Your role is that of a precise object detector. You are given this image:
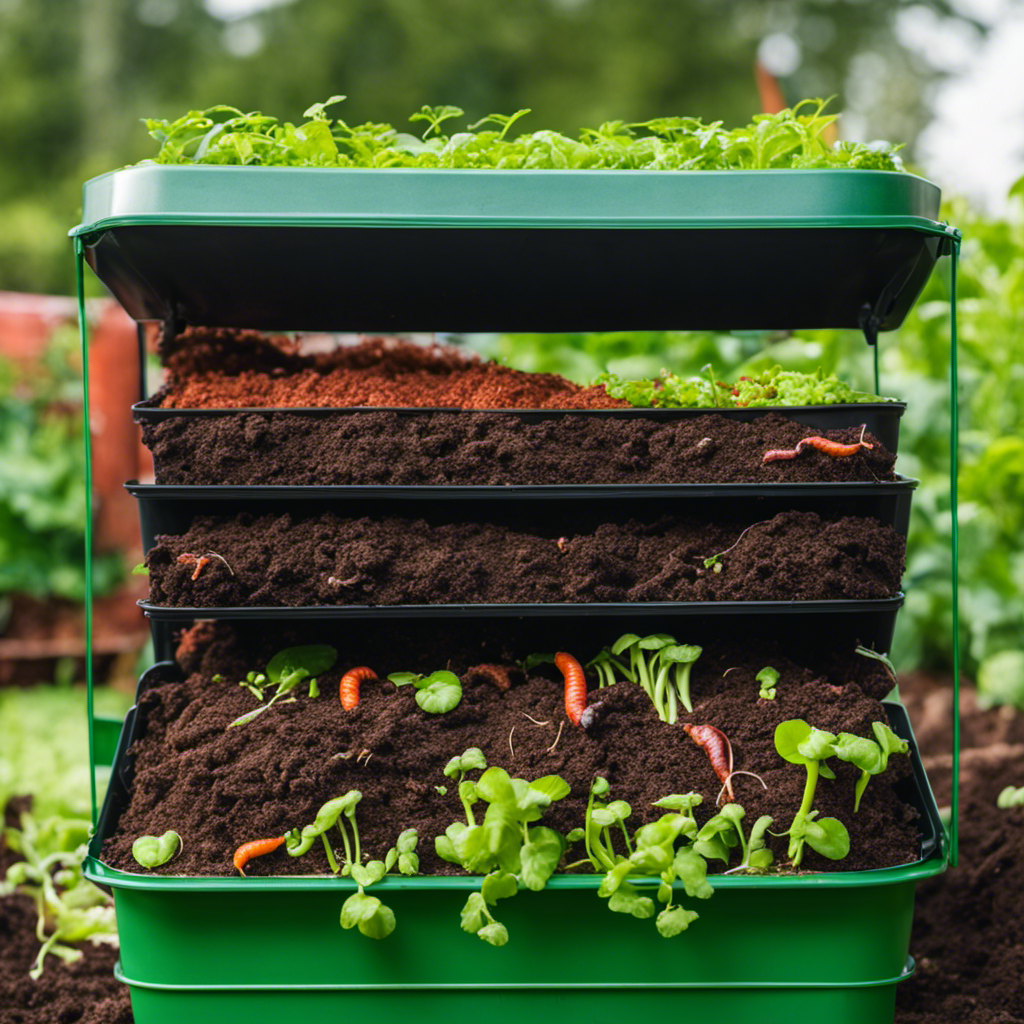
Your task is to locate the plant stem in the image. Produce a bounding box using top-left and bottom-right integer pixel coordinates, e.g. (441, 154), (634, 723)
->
(618, 820), (634, 856)
(346, 808), (362, 867)
(337, 817), (353, 873)
(321, 832), (339, 874)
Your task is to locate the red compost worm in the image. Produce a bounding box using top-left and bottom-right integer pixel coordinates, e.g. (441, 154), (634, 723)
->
(683, 723), (735, 801)
(339, 666), (377, 710)
(233, 836), (285, 875)
(555, 652), (588, 727)
(762, 424), (873, 464)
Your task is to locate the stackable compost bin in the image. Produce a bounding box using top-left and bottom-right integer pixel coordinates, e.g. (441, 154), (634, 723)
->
(72, 165), (962, 1024)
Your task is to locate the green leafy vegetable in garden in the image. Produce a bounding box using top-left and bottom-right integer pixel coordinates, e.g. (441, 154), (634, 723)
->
(773, 719), (850, 867)
(388, 669), (463, 713)
(139, 97), (903, 172)
(131, 830), (182, 868)
(594, 365), (889, 409)
(435, 762), (570, 945)
(1, 811), (117, 978)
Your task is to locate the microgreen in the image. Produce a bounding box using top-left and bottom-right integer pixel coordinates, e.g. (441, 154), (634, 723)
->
(588, 634), (701, 721)
(229, 644), (336, 726)
(579, 781), (716, 937)
(719, 805), (775, 874)
(131, 830), (182, 869)
(853, 644), (899, 686)
(435, 762), (570, 945)
(832, 722), (910, 811)
(756, 666), (779, 700)
(773, 720), (849, 867)
(387, 669), (463, 713)
(139, 97), (903, 173)
(997, 785), (1024, 809)
(284, 791), (398, 939)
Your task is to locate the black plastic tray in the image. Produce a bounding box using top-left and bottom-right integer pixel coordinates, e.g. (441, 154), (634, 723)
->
(134, 402), (908, 455)
(89, 660), (942, 869)
(127, 478), (918, 559)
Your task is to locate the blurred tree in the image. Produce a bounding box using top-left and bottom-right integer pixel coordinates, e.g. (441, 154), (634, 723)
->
(0, 0), (985, 294)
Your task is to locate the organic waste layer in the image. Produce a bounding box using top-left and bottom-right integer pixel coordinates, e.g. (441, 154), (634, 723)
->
(153, 330), (627, 409)
(101, 624), (920, 877)
(142, 410), (896, 486)
(145, 510), (906, 606)
(895, 675), (1024, 1024)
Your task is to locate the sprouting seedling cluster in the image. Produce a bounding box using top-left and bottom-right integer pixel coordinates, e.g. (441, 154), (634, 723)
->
(588, 633), (702, 720)
(832, 722), (909, 812)
(229, 644), (336, 727)
(434, 748), (570, 946)
(773, 720), (850, 867)
(2, 813), (117, 979)
(756, 666), (779, 700)
(572, 780), (718, 937)
(388, 668), (464, 713)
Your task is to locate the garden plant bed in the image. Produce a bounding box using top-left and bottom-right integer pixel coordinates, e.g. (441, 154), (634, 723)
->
(140, 409), (897, 486)
(144, 510), (906, 607)
(101, 621), (921, 878)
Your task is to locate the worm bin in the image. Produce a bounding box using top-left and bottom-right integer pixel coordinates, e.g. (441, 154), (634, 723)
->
(72, 165), (962, 1024)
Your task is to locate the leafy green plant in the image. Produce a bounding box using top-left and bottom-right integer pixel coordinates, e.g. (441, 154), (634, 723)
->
(594, 364), (888, 410)
(139, 97), (902, 173)
(588, 633), (701, 721)
(131, 830), (182, 868)
(285, 791), (398, 939)
(575, 780), (716, 937)
(229, 644), (336, 726)
(996, 785), (1024, 809)
(388, 669), (463, 713)
(773, 720), (850, 867)
(832, 722), (909, 811)
(719, 805), (775, 874)
(435, 762), (570, 945)
(1, 812), (117, 978)
(756, 666), (779, 700)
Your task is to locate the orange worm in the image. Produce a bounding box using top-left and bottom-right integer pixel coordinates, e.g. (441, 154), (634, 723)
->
(763, 424), (873, 464)
(233, 836), (285, 875)
(555, 651), (588, 727)
(339, 666), (377, 710)
(683, 723), (735, 801)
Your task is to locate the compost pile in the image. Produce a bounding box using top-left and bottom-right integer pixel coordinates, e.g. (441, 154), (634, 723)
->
(895, 676), (1024, 1024)
(141, 410), (896, 486)
(144, 510), (906, 607)
(152, 329), (626, 409)
(101, 621), (919, 877)
(0, 801), (132, 1024)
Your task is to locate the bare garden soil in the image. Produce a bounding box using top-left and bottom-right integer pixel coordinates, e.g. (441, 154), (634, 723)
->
(141, 409), (896, 486)
(101, 620), (919, 877)
(145, 509), (905, 607)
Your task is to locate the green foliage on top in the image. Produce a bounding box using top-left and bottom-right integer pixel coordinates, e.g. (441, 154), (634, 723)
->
(595, 364), (888, 408)
(138, 97), (902, 172)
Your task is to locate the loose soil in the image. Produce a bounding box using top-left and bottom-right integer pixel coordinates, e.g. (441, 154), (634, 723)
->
(101, 621), (920, 877)
(152, 331), (628, 410)
(145, 510), (906, 607)
(0, 802), (131, 1024)
(895, 674), (1024, 1024)
(141, 410), (896, 486)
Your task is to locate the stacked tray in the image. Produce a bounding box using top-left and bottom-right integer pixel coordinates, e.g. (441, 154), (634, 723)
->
(73, 164), (959, 1024)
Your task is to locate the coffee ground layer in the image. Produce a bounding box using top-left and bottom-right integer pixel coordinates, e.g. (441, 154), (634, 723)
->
(141, 410), (896, 486)
(146, 510), (906, 607)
